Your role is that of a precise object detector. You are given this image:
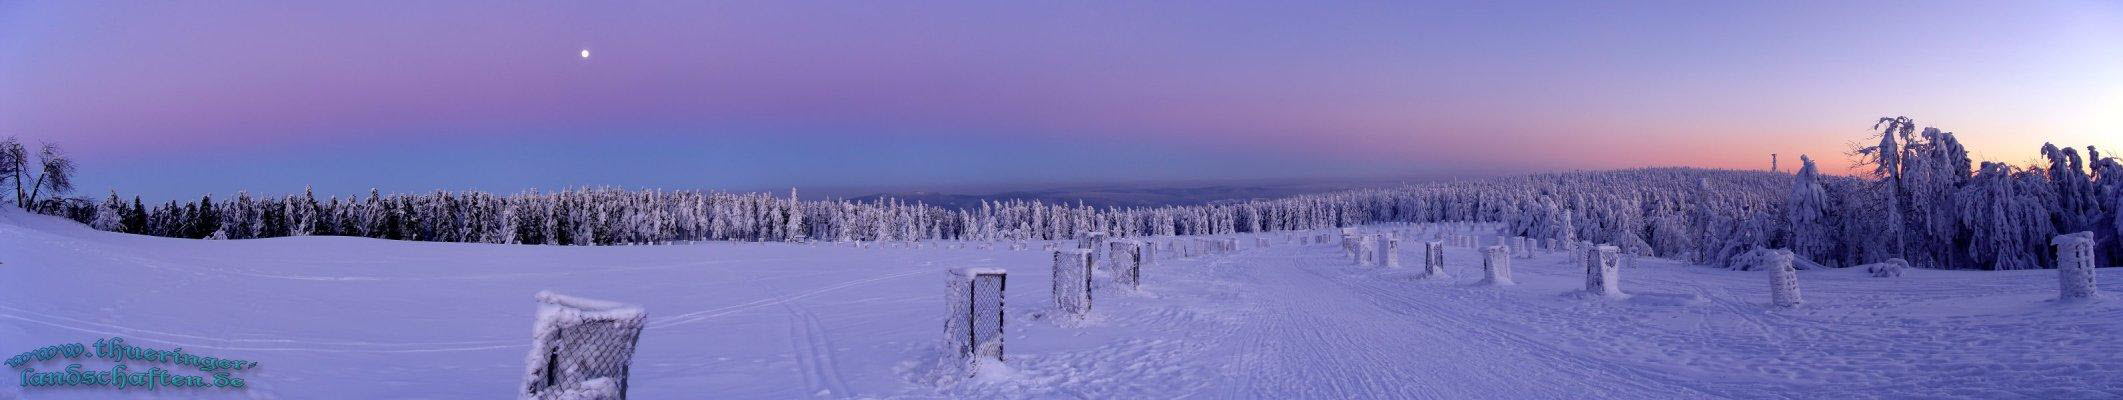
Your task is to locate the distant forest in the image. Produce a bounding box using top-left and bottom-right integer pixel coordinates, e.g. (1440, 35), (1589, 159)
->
(9, 117), (2120, 270)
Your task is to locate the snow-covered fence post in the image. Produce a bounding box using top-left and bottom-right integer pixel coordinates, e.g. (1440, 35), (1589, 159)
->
(1761, 249), (1801, 307)
(1079, 232), (1108, 269)
(1341, 234), (1358, 259)
(1109, 241), (1143, 290)
(1481, 245), (1512, 285)
(2054, 231), (2098, 300)
(1584, 245), (1622, 297)
(945, 268), (1008, 373)
(1357, 235), (1379, 266)
(1382, 237), (1401, 268)
(523, 291), (647, 400)
(1052, 249), (1094, 317)
(1513, 236), (1533, 259)
(1140, 241), (1157, 266)
(1423, 240), (1449, 279)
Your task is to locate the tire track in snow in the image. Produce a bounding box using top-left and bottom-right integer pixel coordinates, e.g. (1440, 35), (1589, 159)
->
(745, 273), (856, 398)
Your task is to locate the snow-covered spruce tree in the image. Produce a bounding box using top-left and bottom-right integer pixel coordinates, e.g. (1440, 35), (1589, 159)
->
(91, 191), (123, 231)
(2092, 148), (2123, 263)
(1957, 162), (2054, 270)
(1859, 116), (1914, 261)
(2043, 144), (2103, 235)
(1786, 155), (1832, 265)
(0, 137), (21, 208)
(1902, 128), (1972, 268)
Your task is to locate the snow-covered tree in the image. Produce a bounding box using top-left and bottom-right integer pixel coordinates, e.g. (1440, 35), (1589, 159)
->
(1786, 155), (1831, 264)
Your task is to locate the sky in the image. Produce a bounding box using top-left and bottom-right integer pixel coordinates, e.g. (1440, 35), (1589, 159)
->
(2, 1), (2119, 202)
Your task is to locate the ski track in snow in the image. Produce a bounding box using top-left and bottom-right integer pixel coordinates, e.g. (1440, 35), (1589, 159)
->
(5, 213), (2121, 399)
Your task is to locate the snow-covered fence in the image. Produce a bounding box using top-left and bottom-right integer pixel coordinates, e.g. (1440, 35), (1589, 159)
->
(1424, 240), (1449, 279)
(2054, 232), (2097, 300)
(1481, 245), (1512, 285)
(944, 268), (1008, 373)
(523, 291), (646, 400)
(1757, 249), (1801, 307)
(1052, 249), (1094, 316)
(1382, 237), (1401, 268)
(1584, 245), (1622, 297)
(1109, 241), (1143, 290)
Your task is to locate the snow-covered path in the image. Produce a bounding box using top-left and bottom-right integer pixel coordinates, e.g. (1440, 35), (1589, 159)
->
(4, 213), (2121, 399)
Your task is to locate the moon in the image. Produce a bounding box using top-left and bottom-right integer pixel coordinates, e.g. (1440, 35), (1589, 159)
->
(580, 49), (590, 59)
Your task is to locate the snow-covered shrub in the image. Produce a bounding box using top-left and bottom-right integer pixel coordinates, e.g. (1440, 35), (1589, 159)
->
(1382, 237), (1401, 268)
(945, 268), (1008, 374)
(2054, 232), (2097, 300)
(523, 291), (646, 400)
(1867, 258), (1907, 278)
(1760, 249), (1802, 307)
(1051, 249), (1093, 316)
(1584, 245), (1622, 297)
(1481, 245), (1512, 285)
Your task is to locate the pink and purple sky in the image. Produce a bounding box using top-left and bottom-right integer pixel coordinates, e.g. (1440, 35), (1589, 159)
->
(3, 1), (2118, 201)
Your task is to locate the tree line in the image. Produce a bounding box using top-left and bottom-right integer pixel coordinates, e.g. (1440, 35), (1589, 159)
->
(12, 118), (2120, 270)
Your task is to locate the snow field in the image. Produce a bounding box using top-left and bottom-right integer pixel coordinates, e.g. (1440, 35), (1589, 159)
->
(3, 213), (2121, 399)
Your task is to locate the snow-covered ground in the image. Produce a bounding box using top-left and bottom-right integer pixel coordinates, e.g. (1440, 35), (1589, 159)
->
(3, 210), (2120, 399)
